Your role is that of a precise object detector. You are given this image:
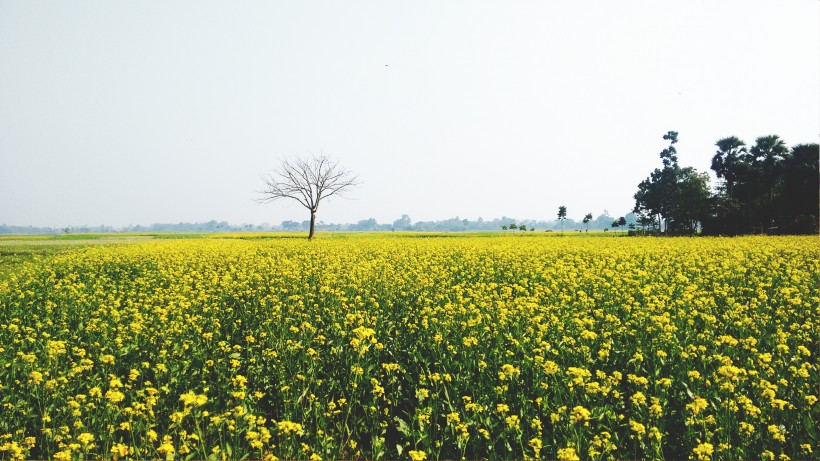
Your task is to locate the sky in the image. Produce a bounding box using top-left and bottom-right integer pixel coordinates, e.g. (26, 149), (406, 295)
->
(1, 1), (818, 228)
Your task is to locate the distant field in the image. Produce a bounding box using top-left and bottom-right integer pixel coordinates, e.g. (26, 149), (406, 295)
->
(0, 235), (150, 278)
(0, 234), (817, 460)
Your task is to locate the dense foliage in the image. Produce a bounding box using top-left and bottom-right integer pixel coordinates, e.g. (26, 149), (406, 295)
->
(633, 132), (818, 235)
(707, 137), (819, 235)
(0, 235), (817, 460)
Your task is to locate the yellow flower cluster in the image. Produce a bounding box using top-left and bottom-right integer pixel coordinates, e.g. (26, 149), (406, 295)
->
(0, 234), (816, 460)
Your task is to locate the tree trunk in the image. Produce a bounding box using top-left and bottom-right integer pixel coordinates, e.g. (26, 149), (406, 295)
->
(308, 210), (316, 240)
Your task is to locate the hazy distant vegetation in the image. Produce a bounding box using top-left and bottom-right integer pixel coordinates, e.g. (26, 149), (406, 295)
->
(0, 213), (631, 236)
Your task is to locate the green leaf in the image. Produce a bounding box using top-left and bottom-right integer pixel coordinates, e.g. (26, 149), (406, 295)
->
(296, 385), (310, 404)
(393, 416), (411, 436)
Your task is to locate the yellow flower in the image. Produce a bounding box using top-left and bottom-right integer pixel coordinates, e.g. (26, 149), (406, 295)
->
(693, 442), (714, 461)
(75, 432), (93, 446)
(277, 420), (303, 435)
(571, 406), (591, 424)
(232, 374), (248, 388)
(529, 437), (542, 457)
(531, 417), (542, 432)
(505, 414), (521, 430)
(768, 424), (786, 443)
(557, 446), (580, 461)
(105, 389), (125, 404)
(157, 435), (175, 457)
(180, 391), (208, 407)
(408, 449), (427, 460)
(111, 443), (131, 459)
(28, 371), (44, 385)
(498, 363), (520, 380)
(686, 396), (708, 416)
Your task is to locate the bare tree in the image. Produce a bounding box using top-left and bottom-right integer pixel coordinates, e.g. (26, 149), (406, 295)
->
(258, 154), (359, 240)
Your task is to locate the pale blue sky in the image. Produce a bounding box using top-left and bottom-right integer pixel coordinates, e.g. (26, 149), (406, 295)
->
(1, 1), (818, 227)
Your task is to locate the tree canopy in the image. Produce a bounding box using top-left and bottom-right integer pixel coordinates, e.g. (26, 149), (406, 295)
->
(634, 132), (818, 235)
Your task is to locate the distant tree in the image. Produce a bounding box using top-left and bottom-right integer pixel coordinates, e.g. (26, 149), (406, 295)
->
(749, 135), (789, 231)
(582, 213), (593, 232)
(593, 212), (615, 231)
(557, 206), (567, 235)
(393, 214), (412, 231)
(618, 216), (626, 228)
(777, 143), (819, 233)
(634, 132), (679, 231)
(281, 220), (300, 230)
(708, 138), (749, 234)
(705, 134), (818, 235)
(501, 225), (508, 231)
(660, 131), (679, 166)
(259, 154), (359, 240)
(672, 168), (711, 233)
(509, 223), (518, 230)
(634, 132), (710, 234)
(353, 218), (378, 231)
(711, 136), (747, 200)
(637, 214), (656, 232)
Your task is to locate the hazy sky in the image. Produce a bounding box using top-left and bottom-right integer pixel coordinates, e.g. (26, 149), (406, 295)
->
(1, 1), (818, 228)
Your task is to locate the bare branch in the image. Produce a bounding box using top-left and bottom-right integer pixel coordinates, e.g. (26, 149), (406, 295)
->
(257, 153), (360, 239)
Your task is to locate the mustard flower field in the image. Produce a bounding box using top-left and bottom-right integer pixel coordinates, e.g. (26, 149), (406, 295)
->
(0, 235), (817, 460)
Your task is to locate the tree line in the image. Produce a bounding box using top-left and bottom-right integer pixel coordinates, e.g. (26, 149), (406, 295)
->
(1, 214), (633, 235)
(633, 132), (818, 235)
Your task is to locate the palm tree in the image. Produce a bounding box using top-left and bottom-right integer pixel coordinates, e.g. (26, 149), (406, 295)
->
(750, 135), (788, 171)
(711, 136), (746, 199)
(749, 135), (789, 231)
